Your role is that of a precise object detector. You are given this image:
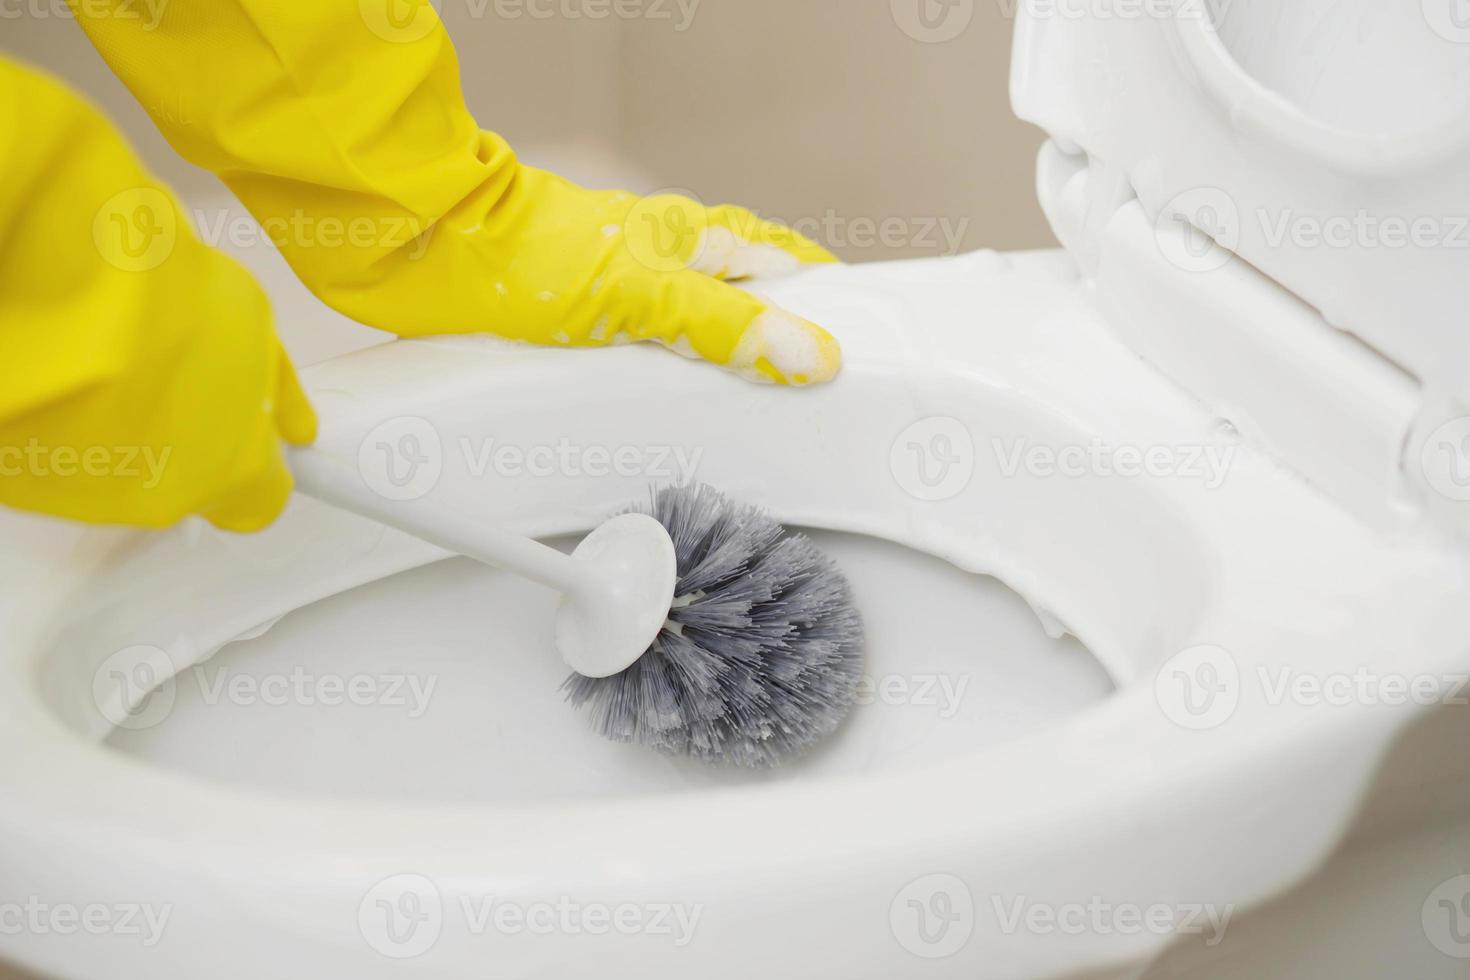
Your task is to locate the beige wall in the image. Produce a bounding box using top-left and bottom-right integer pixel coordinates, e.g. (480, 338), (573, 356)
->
(618, 0), (1053, 257)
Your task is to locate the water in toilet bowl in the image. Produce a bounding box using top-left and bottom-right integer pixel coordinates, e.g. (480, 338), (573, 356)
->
(104, 531), (1115, 804)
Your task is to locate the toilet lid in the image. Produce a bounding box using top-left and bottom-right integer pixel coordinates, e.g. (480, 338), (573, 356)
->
(1011, 0), (1470, 406)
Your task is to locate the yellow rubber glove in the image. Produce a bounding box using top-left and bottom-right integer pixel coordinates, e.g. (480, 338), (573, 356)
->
(0, 57), (316, 531)
(72, 1), (843, 385)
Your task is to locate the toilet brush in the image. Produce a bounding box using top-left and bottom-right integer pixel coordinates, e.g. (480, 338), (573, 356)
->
(288, 449), (864, 767)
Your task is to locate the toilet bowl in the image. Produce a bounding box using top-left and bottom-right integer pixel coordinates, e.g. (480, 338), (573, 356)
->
(4, 3), (1470, 979)
(4, 246), (1470, 978)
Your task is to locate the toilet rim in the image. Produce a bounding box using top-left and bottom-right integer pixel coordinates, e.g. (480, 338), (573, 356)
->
(1, 253), (1465, 972)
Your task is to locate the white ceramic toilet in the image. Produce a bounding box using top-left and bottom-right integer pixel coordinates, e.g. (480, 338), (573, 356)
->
(4, 3), (1470, 978)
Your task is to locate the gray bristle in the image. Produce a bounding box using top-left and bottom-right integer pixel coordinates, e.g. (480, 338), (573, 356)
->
(561, 483), (865, 768)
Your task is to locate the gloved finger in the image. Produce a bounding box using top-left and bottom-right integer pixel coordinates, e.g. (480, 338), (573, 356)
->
(269, 341), (318, 447)
(606, 264), (842, 386)
(696, 204), (838, 279)
(198, 448), (295, 533)
(622, 194), (836, 284)
(199, 344), (312, 532)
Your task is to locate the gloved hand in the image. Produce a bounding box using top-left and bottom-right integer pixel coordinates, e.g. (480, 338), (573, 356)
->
(71, 0), (845, 385)
(401, 157), (844, 385)
(0, 58), (316, 531)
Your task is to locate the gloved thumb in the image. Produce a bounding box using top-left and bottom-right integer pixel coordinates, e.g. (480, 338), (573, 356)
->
(270, 341), (318, 447)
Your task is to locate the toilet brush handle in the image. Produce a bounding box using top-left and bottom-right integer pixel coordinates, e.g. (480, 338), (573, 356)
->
(286, 447), (593, 599)
(285, 446), (678, 679)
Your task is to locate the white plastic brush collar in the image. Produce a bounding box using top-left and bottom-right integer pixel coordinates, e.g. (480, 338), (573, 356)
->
(286, 447), (677, 678)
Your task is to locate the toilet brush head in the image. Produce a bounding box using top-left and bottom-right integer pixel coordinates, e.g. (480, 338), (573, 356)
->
(561, 483), (865, 767)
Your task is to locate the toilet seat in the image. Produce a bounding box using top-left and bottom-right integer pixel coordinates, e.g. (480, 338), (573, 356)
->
(4, 250), (1469, 979)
